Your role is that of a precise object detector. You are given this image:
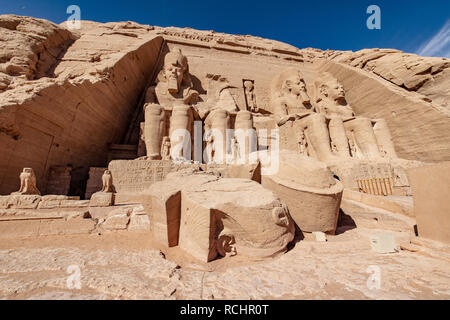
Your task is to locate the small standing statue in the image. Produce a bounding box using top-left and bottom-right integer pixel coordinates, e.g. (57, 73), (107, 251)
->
(348, 135), (363, 159)
(101, 170), (114, 193)
(243, 80), (258, 113)
(12, 168), (40, 195)
(297, 131), (307, 156)
(205, 132), (215, 164)
(161, 136), (171, 161)
(331, 141), (338, 154)
(232, 136), (240, 163)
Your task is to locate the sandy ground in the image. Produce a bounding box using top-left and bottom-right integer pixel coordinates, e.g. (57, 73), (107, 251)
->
(0, 200), (449, 300)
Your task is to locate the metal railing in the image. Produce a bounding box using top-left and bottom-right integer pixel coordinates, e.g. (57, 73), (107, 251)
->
(356, 177), (392, 196)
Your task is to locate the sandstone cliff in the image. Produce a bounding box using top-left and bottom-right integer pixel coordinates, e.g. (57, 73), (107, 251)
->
(0, 14), (449, 195)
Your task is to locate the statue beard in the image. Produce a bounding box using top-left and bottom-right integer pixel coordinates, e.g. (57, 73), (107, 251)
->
(167, 76), (180, 94)
(299, 91), (310, 105)
(334, 94), (346, 105)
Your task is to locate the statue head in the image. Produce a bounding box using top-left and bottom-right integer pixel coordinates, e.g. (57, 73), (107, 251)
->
(282, 75), (307, 96)
(318, 76), (346, 103)
(271, 205), (291, 228)
(244, 80), (254, 91)
(163, 47), (188, 94)
(162, 136), (170, 145)
(271, 69), (311, 105)
(104, 170), (111, 175)
(23, 168), (33, 173)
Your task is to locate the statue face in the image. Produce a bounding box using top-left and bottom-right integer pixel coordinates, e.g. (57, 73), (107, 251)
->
(164, 50), (187, 94)
(272, 206), (290, 227)
(283, 76), (307, 96)
(327, 79), (345, 101)
(244, 80), (254, 91)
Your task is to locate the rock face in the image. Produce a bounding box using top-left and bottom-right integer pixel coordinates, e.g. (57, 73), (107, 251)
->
(321, 49), (449, 111)
(140, 171), (295, 262)
(0, 16), (163, 195)
(1, 15), (449, 196)
(0, 15), (75, 82)
(0, 14), (449, 264)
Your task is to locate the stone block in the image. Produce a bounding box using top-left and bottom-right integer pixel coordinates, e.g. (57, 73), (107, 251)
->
(312, 231), (327, 242)
(0, 220), (40, 238)
(370, 234), (398, 253)
(89, 192), (115, 207)
(0, 196), (10, 209)
(408, 162), (450, 244)
(140, 182), (182, 246)
(128, 214), (150, 231)
(141, 171), (294, 262)
(261, 151), (343, 234)
(7, 195), (41, 209)
(100, 212), (130, 230)
(38, 218), (97, 236)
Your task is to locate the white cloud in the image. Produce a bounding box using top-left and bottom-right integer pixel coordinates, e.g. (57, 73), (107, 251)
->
(417, 19), (450, 58)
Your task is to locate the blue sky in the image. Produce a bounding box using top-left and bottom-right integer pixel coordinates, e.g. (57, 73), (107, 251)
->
(1, 0), (449, 57)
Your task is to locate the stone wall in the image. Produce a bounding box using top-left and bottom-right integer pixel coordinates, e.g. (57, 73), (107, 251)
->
(408, 162), (450, 244)
(85, 167), (106, 199)
(0, 19), (164, 194)
(46, 166), (72, 195)
(108, 159), (200, 198)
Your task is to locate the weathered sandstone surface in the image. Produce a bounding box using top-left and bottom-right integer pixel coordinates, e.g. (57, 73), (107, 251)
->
(0, 14), (449, 300)
(1, 15), (449, 195)
(141, 170), (295, 262)
(0, 200), (449, 300)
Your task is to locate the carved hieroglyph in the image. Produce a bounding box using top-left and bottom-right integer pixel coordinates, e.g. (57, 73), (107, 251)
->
(11, 168), (40, 195)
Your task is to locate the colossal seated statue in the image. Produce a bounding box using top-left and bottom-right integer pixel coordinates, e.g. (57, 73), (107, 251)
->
(312, 73), (355, 120)
(271, 69), (314, 126)
(143, 48), (198, 160)
(271, 68), (397, 163)
(271, 69), (341, 162)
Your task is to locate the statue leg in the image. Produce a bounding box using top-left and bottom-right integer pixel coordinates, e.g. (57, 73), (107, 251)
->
(344, 117), (382, 160)
(299, 113), (336, 161)
(373, 119), (397, 158)
(144, 104), (165, 160)
(329, 117), (350, 157)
